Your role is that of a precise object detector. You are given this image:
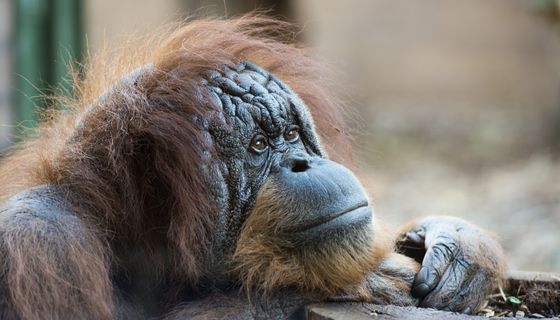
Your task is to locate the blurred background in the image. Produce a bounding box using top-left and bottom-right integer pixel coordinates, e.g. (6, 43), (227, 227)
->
(1, 0), (559, 272)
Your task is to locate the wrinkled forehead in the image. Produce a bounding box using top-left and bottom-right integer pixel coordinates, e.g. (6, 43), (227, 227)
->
(204, 61), (300, 135)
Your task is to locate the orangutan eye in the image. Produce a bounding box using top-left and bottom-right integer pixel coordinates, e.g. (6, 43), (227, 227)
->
(250, 135), (268, 153)
(284, 126), (300, 143)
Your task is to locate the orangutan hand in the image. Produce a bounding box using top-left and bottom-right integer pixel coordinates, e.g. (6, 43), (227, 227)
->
(396, 216), (506, 314)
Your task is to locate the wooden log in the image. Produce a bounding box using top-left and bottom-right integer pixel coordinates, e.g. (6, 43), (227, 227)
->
(306, 303), (521, 320)
(306, 271), (560, 320)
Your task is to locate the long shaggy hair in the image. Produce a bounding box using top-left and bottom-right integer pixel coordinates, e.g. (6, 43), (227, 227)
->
(0, 15), (355, 316)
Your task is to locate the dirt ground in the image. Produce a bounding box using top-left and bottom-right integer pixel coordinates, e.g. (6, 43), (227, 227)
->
(359, 148), (560, 273)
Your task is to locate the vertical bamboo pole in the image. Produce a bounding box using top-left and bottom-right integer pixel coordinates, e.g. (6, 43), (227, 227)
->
(14, 0), (83, 132)
(14, 0), (52, 128)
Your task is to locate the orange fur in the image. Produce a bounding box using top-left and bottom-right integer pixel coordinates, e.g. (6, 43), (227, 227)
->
(0, 15), (354, 319)
(233, 181), (391, 297)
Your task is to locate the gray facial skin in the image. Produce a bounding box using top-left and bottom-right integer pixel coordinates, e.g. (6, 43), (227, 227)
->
(199, 62), (372, 278)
